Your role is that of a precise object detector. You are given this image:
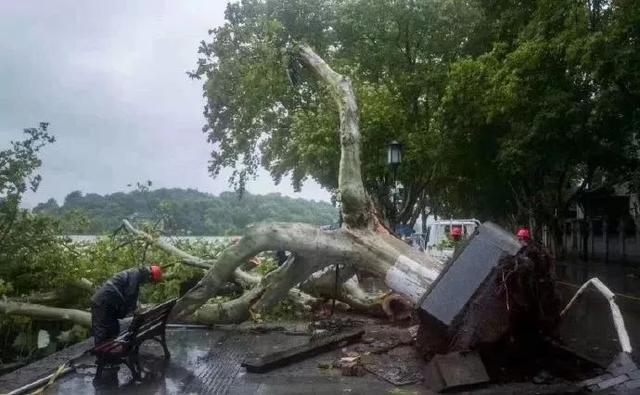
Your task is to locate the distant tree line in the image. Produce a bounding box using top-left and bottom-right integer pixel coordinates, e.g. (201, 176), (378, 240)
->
(33, 188), (338, 235)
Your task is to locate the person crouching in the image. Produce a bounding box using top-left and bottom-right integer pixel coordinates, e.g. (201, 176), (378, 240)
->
(91, 265), (163, 346)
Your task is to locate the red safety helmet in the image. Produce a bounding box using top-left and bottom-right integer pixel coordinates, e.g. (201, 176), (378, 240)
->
(516, 228), (531, 241)
(450, 227), (462, 237)
(150, 265), (163, 282)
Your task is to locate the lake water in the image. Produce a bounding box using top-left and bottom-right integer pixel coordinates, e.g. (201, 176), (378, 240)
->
(66, 235), (234, 243)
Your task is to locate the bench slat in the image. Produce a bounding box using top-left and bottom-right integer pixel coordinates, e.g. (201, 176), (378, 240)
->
(91, 298), (176, 356)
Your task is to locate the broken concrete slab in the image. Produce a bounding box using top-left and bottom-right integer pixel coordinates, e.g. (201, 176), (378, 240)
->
(417, 222), (561, 360)
(422, 351), (489, 392)
(577, 352), (639, 391)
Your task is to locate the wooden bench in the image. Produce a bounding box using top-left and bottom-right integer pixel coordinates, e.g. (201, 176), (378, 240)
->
(90, 298), (177, 380)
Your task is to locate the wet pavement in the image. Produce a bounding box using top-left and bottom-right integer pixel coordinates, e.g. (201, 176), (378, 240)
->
(557, 260), (640, 298)
(2, 260), (640, 394)
(17, 324), (593, 395)
(35, 327), (428, 395)
(555, 261), (640, 365)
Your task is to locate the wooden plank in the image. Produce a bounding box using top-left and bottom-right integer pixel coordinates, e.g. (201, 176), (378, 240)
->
(241, 329), (365, 373)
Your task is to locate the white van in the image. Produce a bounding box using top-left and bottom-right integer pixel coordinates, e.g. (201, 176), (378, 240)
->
(413, 219), (480, 262)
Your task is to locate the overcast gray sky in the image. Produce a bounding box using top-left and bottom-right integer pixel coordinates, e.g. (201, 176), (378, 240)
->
(0, 0), (330, 207)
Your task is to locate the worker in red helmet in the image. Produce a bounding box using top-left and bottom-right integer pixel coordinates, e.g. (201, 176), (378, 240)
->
(517, 228), (531, 244)
(450, 226), (463, 242)
(90, 265), (163, 346)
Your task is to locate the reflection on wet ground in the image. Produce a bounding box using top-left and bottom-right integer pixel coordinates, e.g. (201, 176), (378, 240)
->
(3, 260), (640, 394)
(555, 261), (640, 365)
(47, 329), (415, 395)
(557, 260), (640, 298)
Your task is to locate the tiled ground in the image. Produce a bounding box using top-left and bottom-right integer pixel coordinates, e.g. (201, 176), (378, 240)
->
(33, 328), (427, 395)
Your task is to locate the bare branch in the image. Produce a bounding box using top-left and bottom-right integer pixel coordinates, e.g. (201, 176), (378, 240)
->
(122, 219), (212, 269)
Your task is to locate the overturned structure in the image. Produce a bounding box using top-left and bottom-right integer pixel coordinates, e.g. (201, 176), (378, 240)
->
(417, 222), (559, 357)
(415, 222), (636, 392)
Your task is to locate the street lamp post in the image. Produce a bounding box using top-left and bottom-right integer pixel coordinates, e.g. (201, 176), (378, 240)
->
(387, 141), (403, 233)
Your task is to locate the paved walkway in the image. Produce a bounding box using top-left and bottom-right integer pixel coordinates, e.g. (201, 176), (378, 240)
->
(3, 260), (640, 394)
(7, 327), (428, 395)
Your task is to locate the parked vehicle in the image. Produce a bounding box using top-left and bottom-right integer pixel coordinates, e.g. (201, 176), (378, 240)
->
(413, 219), (481, 262)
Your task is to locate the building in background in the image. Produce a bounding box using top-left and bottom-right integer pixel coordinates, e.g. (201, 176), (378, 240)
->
(560, 184), (639, 263)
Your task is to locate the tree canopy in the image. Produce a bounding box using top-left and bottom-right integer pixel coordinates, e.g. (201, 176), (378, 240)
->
(194, 0), (639, 240)
(432, 0), (640, 235)
(191, 0), (483, 226)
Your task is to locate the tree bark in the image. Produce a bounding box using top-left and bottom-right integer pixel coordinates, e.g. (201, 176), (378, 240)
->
(170, 44), (443, 322)
(0, 301), (91, 327)
(0, 45), (443, 328)
(11, 279), (94, 307)
(172, 223), (441, 321)
(297, 44), (372, 230)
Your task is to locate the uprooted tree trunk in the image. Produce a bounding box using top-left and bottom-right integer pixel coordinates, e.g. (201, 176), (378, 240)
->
(0, 44), (442, 327)
(169, 44), (443, 324)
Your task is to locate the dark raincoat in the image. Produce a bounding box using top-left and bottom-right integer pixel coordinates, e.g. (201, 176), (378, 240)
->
(90, 267), (151, 345)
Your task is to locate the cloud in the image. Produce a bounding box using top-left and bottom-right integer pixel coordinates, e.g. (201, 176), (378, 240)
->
(0, 0), (332, 207)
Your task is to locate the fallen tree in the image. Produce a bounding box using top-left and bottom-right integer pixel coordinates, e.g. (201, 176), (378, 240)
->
(0, 44), (441, 327)
(169, 43), (443, 324)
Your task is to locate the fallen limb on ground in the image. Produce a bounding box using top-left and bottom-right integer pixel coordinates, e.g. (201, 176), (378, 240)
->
(115, 43), (442, 326)
(0, 44), (441, 327)
(0, 301), (91, 327)
(560, 277), (632, 354)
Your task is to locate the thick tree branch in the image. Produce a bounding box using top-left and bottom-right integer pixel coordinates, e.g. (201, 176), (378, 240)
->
(173, 222), (442, 320)
(123, 219), (319, 319)
(12, 279), (94, 307)
(171, 45), (443, 324)
(0, 301), (91, 327)
(296, 44), (372, 229)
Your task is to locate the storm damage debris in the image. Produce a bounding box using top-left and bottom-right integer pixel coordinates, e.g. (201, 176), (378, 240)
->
(414, 222), (610, 392)
(241, 328), (364, 373)
(562, 279), (637, 392)
(336, 355), (366, 376)
(409, 220), (640, 394)
(580, 353), (640, 391)
(417, 222), (560, 358)
(360, 346), (423, 385)
(560, 278), (632, 354)
(332, 323), (422, 385)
